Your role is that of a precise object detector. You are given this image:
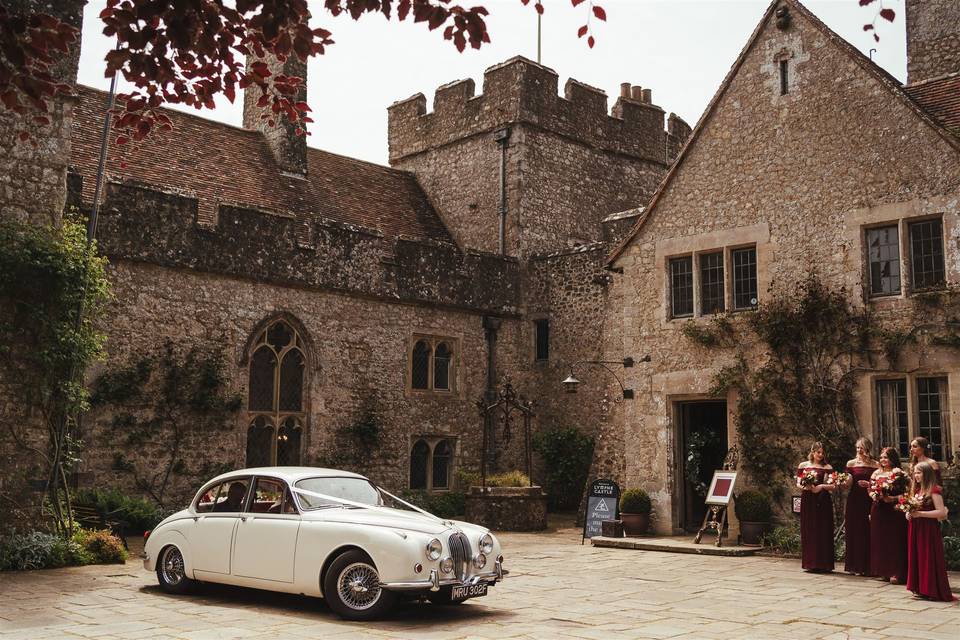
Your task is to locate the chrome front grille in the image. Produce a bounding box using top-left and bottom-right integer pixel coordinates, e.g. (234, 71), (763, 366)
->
(448, 532), (470, 580)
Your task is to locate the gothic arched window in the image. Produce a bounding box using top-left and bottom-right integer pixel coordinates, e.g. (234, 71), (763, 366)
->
(408, 335), (457, 394)
(410, 439), (430, 489)
(409, 437), (456, 491)
(246, 318), (307, 467)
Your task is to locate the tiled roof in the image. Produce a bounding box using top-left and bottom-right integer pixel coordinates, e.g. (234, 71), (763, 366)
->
(69, 85), (453, 243)
(905, 73), (960, 134)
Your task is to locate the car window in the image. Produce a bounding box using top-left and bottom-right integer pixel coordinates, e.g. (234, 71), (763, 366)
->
(250, 477), (287, 513)
(196, 479), (249, 513)
(294, 477), (382, 510)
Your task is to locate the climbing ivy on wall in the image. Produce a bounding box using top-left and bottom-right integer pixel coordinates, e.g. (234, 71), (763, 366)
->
(0, 217), (111, 534)
(90, 340), (242, 508)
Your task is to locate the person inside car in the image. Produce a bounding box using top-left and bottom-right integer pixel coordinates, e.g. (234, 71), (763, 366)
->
(214, 482), (247, 512)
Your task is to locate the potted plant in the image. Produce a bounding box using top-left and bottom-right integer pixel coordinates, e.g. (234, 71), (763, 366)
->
(619, 488), (652, 536)
(735, 490), (772, 546)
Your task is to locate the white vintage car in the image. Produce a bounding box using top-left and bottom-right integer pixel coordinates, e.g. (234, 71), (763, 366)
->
(142, 467), (505, 620)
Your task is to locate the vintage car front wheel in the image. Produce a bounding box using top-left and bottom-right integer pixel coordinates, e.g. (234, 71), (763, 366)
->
(156, 545), (194, 594)
(323, 549), (396, 620)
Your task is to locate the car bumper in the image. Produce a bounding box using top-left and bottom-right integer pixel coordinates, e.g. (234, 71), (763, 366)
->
(380, 559), (507, 592)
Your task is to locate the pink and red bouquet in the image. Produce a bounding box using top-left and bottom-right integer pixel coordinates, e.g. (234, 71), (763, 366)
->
(797, 469), (819, 488)
(895, 494), (923, 515)
(828, 471), (850, 487)
(869, 468), (909, 501)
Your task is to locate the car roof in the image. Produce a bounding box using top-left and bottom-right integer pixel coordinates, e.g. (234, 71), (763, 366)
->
(207, 466), (368, 485)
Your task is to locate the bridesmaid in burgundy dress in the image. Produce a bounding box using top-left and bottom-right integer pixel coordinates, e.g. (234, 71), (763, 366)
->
(909, 437), (942, 486)
(844, 437), (878, 575)
(869, 447), (907, 584)
(798, 442), (836, 572)
(905, 461), (955, 601)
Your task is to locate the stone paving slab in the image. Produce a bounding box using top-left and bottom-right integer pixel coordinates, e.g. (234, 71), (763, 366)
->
(0, 526), (956, 639)
(591, 535), (759, 556)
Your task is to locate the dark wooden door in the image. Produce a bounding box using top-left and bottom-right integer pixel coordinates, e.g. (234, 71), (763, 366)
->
(678, 401), (728, 531)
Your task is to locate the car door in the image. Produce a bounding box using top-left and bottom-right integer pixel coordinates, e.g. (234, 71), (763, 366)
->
(231, 476), (301, 583)
(189, 478), (251, 575)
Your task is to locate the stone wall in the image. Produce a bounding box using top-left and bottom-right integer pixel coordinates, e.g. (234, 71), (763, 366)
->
(906, 0), (960, 85)
(609, 0), (960, 533)
(388, 57), (688, 257)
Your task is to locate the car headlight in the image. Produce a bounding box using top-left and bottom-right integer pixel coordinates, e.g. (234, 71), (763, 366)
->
(474, 553), (487, 569)
(426, 538), (442, 561)
(479, 533), (494, 554)
(440, 557), (454, 574)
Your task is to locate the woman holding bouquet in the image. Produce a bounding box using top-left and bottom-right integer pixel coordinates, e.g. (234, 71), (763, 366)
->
(905, 461), (954, 601)
(843, 437), (878, 576)
(798, 442), (836, 572)
(869, 447), (908, 584)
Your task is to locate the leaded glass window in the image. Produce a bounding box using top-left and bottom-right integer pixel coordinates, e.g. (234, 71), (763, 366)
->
(909, 219), (945, 291)
(876, 379), (908, 458)
(700, 251), (725, 315)
(433, 342), (451, 391)
(432, 440), (452, 489)
(412, 341), (430, 390)
(534, 319), (549, 361)
(732, 247), (758, 310)
(917, 377), (948, 461)
(246, 318), (308, 467)
(409, 437), (456, 491)
(669, 256), (693, 318)
(410, 439), (429, 489)
(409, 336), (457, 393)
(867, 226), (901, 296)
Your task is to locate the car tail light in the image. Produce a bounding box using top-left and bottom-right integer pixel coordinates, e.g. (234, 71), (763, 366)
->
(144, 530), (151, 542)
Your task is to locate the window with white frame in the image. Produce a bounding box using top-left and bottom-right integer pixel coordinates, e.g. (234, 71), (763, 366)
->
(864, 216), (945, 298)
(667, 245), (758, 319)
(409, 437), (455, 491)
(875, 375), (950, 462)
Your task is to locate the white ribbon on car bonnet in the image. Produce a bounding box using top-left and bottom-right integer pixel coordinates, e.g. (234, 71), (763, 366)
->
(290, 485), (446, 524)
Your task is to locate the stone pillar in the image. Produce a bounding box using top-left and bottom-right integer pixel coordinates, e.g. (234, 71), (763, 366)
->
(242, 52), (308, 177)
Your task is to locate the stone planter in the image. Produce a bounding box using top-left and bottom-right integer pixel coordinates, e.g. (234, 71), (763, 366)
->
(465, 486), (547, 531)
(740, 521), (768, 546)
(620, 512), (650, 536)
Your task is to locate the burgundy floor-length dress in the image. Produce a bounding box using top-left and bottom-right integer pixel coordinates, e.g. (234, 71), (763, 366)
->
(869, 474), (907, 582)
(800, 466), (835, 572)
(906, 486), (956, 601)
(844, 465), (874, 575)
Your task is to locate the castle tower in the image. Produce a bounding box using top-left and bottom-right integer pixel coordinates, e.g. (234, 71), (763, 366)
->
(242, 51), (308, 177)
(905, 0), (960, 85)
(388, 57), (690, 257)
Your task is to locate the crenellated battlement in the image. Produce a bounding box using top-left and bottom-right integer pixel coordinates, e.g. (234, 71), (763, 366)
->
(388, 56), (690, 166)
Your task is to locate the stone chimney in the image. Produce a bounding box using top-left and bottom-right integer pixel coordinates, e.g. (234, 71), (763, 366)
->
(242, 52), (308, 177)
(905, 0), (960, 85)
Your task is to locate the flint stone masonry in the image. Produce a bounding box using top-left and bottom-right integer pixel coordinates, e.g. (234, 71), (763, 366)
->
(464, 486), (548, 531)
(906, 0), (960, 85)
(608, 0), (960, 534)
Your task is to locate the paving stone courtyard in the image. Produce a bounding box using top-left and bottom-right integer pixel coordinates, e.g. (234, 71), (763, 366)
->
(0, 523), (956, 640)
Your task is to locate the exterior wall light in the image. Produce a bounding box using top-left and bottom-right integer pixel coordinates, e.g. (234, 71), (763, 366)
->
(561, 356), (650, 400)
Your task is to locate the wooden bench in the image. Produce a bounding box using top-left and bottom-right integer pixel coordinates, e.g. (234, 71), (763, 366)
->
(72, 505), (129, 549)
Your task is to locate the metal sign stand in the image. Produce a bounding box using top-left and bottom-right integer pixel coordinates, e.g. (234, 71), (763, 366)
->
(582, 479), (620, 544)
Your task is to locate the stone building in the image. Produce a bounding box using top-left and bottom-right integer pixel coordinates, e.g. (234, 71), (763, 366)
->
(0, 0), (689, 509)
(606, 0), (960, 533)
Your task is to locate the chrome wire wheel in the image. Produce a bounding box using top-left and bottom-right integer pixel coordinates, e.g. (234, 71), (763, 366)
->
(336, 562), (382, 611)
(160, 546), (185, 586)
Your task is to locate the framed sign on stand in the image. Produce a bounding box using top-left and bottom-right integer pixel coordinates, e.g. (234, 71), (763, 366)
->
(693, 470), (737, 547)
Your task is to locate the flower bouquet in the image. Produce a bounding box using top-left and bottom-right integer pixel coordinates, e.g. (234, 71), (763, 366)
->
(797, 469), (819, 488)
(828, 471), (851, 487)
(895, 494), (923, 515)
(869, 468), (909, 501)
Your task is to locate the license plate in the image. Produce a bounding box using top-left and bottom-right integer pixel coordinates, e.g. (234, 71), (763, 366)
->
(451, 583), (488, 601)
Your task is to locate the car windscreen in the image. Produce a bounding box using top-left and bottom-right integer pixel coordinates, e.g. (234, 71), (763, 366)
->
(294, 477), (383, 509)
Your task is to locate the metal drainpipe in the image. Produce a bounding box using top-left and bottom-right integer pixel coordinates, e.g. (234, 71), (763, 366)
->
(482, 316), (502, 467)
(493, 128), (511, 255)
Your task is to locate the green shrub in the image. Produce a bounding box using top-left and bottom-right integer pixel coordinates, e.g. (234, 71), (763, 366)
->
(0, 531), (90, 570)
(72, 488), (163, 535)
(619, 489), (651, 514)
(735, 490), (772, 523)
(533, 426), (594, 511)
(455, 468), (481, 489)
(944, 536), (960, 572)
(399, 490), (466, 519)
(486, 470), (530, 487)
(73, 529), (127, 564)
(762, 521), (801, 556)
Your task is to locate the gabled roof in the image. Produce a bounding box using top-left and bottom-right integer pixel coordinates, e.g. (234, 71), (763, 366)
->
(605, 0), (960, 267)
(70, 85), (454, 244)
(906, 73), (960, 133)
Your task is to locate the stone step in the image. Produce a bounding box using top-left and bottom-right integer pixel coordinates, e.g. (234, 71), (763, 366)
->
(590, 535), (760, 557)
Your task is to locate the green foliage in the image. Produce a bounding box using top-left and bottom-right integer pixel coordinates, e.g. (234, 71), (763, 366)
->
(0, 531), (90, 570)
(620, 488), (651, 514)
(700, 277), (868, 486)
(90, 341), (242, 508)
(684, 430), (719, 497)
(943, 536), (960, 572)
(72, 488), (163, 535)
(453, 469), (531, 489)
(313, 403), (385, 472)
(761, 520), (801, 556)
(399, 490), (465, 519)
(735, 490), (772, 523)
(455, 468), (481, 489)
(533, 425), (594, 510)
(0, 217), (111, 534)
(879, 329), (916, 370)
(681, 315), (736, 348)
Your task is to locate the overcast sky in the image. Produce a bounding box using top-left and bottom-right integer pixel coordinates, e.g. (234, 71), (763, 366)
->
(76, 0), (907, 166)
